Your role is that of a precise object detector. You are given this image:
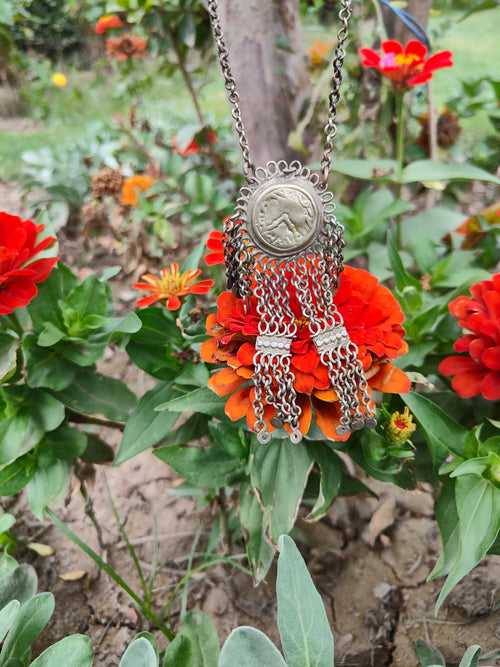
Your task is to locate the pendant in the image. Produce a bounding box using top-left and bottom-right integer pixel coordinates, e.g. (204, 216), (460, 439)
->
(224, 161), (376, 444)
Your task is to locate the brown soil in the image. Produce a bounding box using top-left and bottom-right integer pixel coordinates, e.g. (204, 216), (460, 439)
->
(1, 175), (500, 665)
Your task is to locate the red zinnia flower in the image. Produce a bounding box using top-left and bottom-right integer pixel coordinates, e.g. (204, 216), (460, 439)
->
(173, 130), (217, 157)
(359, 39), (453, 89)
(205, 230), (225, 266)
(0, 212), (58, 316)
(133, 263), (214, 311)
(201, 266), (410, 441)
(439, 274), (500, 401)
(95, 14), (124, 35)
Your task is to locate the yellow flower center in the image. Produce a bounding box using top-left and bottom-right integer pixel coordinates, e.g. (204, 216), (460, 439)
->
(395, 53), (421, 67)
(145, 264), (201, 298)
(51, 72), (68, 88)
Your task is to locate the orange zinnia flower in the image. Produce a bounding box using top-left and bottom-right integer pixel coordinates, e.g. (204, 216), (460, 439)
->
(95, 14), (124, 35)
(133, 263), (214, 311)
(309, 39), (332, 67)
(439, 273), (500, 401)
(106, 33), (147, 61)
(201, 266), (410, 441)
(359, 39), (453, 89)
(121, 174), (155, 207)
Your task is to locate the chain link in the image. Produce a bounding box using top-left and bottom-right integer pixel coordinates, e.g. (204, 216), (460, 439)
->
(206, 0), (255, 176)
(207, 0), (353, 181)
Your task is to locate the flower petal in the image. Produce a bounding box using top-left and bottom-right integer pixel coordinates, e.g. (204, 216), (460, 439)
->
(208, 368), (246, 397)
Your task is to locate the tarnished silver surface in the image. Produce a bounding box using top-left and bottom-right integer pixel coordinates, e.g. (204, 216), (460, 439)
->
(256, 335), (293, 355)
(247, 179), (321, 256)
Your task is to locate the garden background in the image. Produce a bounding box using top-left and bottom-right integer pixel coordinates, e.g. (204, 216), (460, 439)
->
(0, 0), (499, 665)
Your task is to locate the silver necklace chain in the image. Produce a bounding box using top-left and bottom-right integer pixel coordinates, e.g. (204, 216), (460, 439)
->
(206, 0), (353, 181)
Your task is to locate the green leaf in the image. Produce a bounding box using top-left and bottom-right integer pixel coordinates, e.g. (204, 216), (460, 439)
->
(0, 601), (20, 645)
(23, 336), (77, 391)
(64, 277), (110, 323)
(27, 460), (71, 520)
(175, 364), (210, 388)
(0, 564), (37, 609)
(277, 535), (334, 667)
(450, 458), (489, 478)
(306, 444), (343, 521)
(401, 160), (500, 185)
(240, 482), (274, 584)
(0, 514), (15, 534)
(334, 158), (398, 181)
(251, 441), (313, 543)
(460, 0), (498, 20)
(458, 646), (481, 667)
(99, 312), (142, 336)
(52, 368), (137, 422)
(119, 637), (158, 667)
(387, 229), (421, 292)
(162, 635), (192, 667)
(37, 323), (65, 347)
(155, 444), (244, 489)
(414, 639), (445, 666)
(39, 426), (87, 462)
(0, 389), (65, 465)
(0, 456), (35, 496)
(401, 393), (466, 465)
(156, 387), (225, 417)
(219, 628), (287, 667)
(116, 383), (180, 465)
(80, 435), (114, 464)
(126, 308), (183, 380)
(28, 265), (78, 331)
(434, 475), (500, 612)
(29, 635), (93, 667)
(0, 334), (18, 384)
(176, 611), (219, 667)
(0, 592), (55, 665)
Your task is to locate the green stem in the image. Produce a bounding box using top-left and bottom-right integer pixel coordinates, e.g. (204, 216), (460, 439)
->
(395, 91), (407, 250)
(47, 509), (175, 642)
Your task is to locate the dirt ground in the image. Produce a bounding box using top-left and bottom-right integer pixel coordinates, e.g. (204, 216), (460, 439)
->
(2, 177), (500, 666)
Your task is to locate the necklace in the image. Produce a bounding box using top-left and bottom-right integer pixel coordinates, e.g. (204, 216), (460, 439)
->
(207, 0), (377, 444)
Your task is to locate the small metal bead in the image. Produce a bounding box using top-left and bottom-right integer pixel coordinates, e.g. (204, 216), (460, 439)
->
(364, 416), (378, 429)
(290, 429), (303, 445)
(257, 430), (272, 445)
(336, 425), (351, 436)
(350, 418), (364, 431)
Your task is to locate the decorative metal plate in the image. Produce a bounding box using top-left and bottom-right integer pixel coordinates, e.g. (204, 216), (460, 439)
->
(247, 178), (322, 257)
(236, 161), (337, 263)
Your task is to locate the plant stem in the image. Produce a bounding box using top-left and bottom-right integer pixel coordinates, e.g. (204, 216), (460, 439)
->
(166, 25), (205, 126)
(395, 91), (407, 250)
(47, 509), (175, 642)
(67, 411), (125, 432)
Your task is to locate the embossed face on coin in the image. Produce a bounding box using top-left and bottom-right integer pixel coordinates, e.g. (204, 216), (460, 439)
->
(247, 179), (321, 256)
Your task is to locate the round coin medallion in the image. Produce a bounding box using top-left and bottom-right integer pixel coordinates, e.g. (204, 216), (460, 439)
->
(247, 178), (321, 257)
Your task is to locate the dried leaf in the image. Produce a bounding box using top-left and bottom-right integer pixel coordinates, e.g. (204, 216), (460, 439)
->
(59, 570), (87, 582)
(27, 543), (55, 557)
(362, 495), (396, 547)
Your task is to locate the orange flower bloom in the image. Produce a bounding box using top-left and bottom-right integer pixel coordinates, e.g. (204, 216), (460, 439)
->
(106, 33), (147, 61)
(309, 40), (332, 67)
(133, 263), (214, 311)
(439, 274), (500, 401)
(201, 266), (410, 441)
(456, 203), (500, 249)
(173, 129), (217, 157)
(205, 230), (225, 266)
(121, 175), (155, 207)
(360, 39), (453, 89)
(95, 14), (124, 35)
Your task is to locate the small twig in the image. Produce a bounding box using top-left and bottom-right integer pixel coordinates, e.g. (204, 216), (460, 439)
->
(79, 476), (106, 553)
(68, 411), (125, 432)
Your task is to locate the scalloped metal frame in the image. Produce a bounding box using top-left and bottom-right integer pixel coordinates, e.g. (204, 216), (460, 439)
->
(236, 160), (337, 265)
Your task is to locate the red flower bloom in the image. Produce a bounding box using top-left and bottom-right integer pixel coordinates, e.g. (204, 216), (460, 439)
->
(0, 212), (58, 316)
(95, 14), (124, 35)
(359, 39), (453, 89)
(201, 266), (410, 441)
(439, 274), (500, 401)
(133, 263), (214, 311)
(173, 130), (217, 157)
(205, 230), (225, 266)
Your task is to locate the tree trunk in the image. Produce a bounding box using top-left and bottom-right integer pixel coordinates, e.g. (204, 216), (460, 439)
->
(383, 0), (432, 43)
(218, 0), (311, 167)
